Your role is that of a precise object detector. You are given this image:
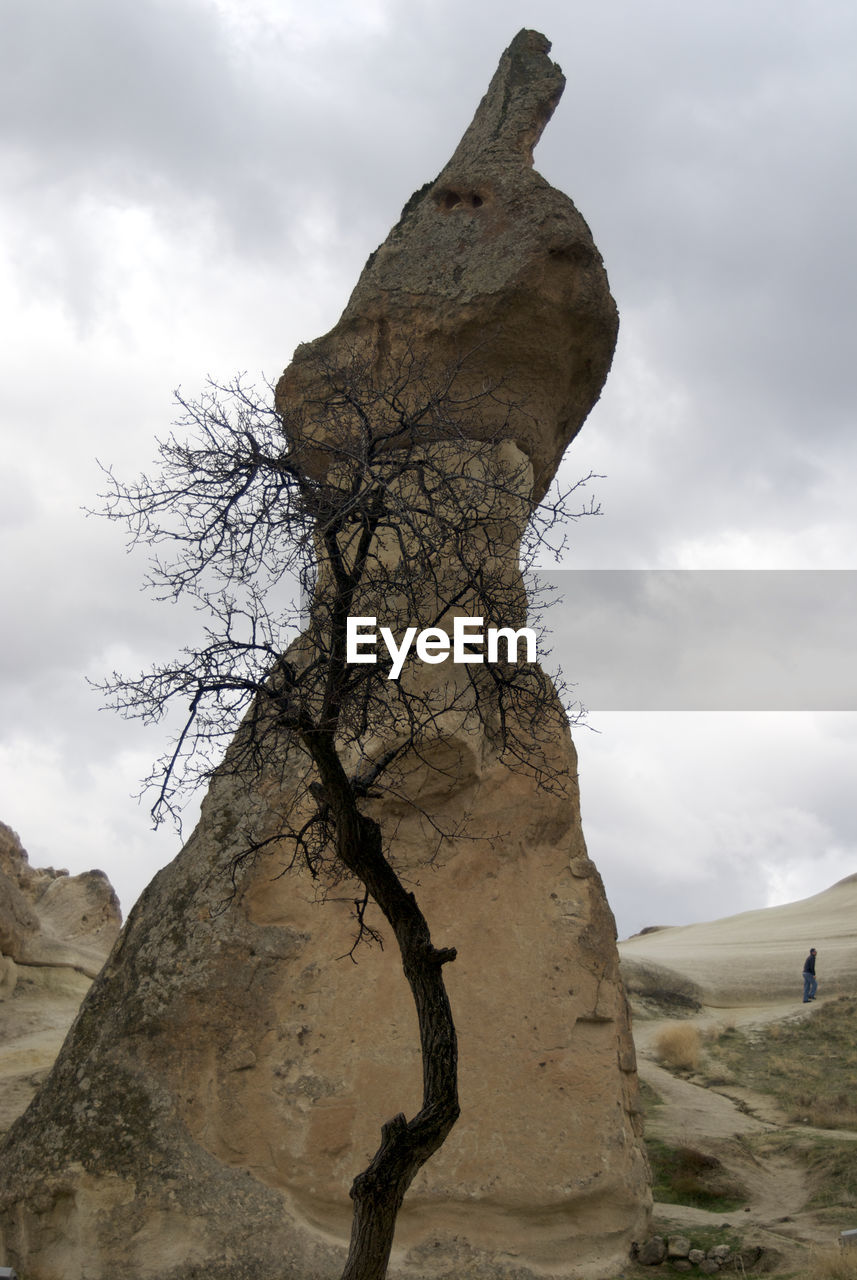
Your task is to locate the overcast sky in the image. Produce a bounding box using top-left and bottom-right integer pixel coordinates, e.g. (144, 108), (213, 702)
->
(1, 0), (855, 939)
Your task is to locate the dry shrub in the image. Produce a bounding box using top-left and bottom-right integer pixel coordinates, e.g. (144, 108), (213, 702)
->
(654, 1023), (701, 1071)
(807, 1244), (857, 1280)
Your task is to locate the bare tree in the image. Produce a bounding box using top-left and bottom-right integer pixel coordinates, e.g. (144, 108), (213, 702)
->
(97, 342), (597, 1280)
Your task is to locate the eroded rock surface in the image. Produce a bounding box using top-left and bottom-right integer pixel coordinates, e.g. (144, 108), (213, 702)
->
(279, 29), (618, 503)
(0, 822), (121, 1136)
(0, 31), (649, 1280)
(0, 822), (120, 984)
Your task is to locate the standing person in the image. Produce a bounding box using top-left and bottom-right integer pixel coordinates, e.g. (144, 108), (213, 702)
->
(802, 947), (818, 1002)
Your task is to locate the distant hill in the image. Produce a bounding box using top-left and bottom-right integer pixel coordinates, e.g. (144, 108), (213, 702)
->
(619, 875), (857, 1008)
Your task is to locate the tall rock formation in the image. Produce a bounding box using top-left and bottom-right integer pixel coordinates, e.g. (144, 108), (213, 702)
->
(0, 31), (650, 1280)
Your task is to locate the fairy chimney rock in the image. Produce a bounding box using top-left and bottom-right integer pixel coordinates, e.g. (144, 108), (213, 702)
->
(0, 32), (648, 1280)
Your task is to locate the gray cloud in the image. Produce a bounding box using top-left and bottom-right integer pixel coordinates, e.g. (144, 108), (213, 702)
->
(543, 570), (857, 710)
(1, 0), (855, 930)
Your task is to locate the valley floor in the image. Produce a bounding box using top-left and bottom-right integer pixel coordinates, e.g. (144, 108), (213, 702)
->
(629, 996), (857, 1276)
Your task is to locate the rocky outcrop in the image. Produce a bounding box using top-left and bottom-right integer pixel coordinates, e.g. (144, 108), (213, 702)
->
(0, 821), (120, 991)
(0, 31), (649, 1280)
(0, 822), (121, 1137)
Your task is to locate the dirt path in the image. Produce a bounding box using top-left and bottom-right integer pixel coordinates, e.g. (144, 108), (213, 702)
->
(639, 1058), (768, 1140)
(633, 996), (853, 1271)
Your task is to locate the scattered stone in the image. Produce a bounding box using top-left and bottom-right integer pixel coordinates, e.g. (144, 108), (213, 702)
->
(667, 1235), (692, 1259)
(708, 1244), (732, 1262)
(637, 1235), (667, 1265)
(688, 1249), (705, 1264)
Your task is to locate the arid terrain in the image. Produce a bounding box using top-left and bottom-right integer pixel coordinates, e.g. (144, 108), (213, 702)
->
(3, 868), (856, 1277)
(618, 877), (857, 1276)
(626, 999), (857, 1275)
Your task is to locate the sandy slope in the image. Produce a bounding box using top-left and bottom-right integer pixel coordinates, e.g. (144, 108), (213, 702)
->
(619, 874), (857, 1007)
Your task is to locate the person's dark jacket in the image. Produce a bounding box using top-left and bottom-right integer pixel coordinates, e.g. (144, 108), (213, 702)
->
(803, 953), (816, 975)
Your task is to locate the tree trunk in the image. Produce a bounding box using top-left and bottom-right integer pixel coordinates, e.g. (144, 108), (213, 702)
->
(340, 909), (459, 1280)
(304, 730), (460, 1280)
